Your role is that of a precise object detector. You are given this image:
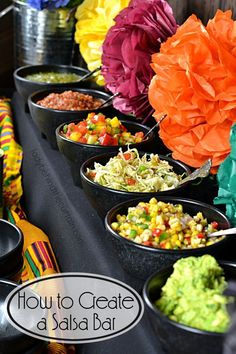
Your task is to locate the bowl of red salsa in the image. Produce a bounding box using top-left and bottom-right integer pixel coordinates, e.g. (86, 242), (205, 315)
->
(28, 88), (116, 149)
(56, 113), (155, 186)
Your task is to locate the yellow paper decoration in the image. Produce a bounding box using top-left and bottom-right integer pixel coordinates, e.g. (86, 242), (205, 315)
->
(75, 0), (130, 85)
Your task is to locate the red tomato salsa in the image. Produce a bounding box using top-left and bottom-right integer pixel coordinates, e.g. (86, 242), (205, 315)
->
(61, 113), (145, 145)
(36, 90), (102, 111)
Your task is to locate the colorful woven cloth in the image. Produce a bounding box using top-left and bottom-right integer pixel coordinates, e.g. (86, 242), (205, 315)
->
(0, 99), (24, 215)
(0, 98), (72, 354)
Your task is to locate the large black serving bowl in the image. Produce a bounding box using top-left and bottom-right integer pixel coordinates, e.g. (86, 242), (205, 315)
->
(0, 220), (23, 282)
(80, 153), (191, 219)
(56, 119), (155, 186)
(14, 64), (90, 104)
(28, 88), (114, 149)
(143, 261), (236, 354)
(105, 196), (232, 280)
(0, 279), (46, 354)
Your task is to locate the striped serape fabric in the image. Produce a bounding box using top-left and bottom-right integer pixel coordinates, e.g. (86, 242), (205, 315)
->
(0, 98), (75, 354)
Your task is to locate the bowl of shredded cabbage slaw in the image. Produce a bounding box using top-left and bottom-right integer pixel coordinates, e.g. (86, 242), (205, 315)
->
(80, 149), (191, 219)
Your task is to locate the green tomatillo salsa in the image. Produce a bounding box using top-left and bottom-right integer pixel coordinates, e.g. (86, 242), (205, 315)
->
(25, 72), (81, 83)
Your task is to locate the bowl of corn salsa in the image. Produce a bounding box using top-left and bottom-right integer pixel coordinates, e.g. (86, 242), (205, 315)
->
(105, 196), (231, 279)
(56, 116), (155, 186)
(14, 64), (90, 103)
(28, 88), (115, 149)
(80, 151), (191, 218)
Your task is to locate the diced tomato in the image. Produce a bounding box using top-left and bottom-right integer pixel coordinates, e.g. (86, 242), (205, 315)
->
(78, 120), (87, 127)
(197, 233), (204, 239)
(185, 236), (191, 244)
(91, 114), (106, 123)
(143, 241), (152, 246)
(88, 171), (96, 179)
(152, 228), (162, 237)
(121, 152), (133, 160)
(126, 178), (136, 185)
(78, 122), (88, 135)
(160, 241), (166, 249)
(143, 206), (149, 215)
(211, 221), (219, 229)
(99, 133), (113, 145)
(112, 137), (118, 145)
(80, 137), (87, 144)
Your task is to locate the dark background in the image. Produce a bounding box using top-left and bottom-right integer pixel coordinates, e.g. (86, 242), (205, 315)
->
(0, 0), (236, 89)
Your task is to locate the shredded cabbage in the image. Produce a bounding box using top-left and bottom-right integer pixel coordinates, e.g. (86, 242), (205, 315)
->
(87, 148), (183, 192)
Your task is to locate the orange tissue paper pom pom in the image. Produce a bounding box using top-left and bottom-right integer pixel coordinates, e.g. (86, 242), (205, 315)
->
(148, 11), (236, 173)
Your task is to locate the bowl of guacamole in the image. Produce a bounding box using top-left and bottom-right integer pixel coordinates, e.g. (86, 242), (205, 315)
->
(143, 255), (235, 354)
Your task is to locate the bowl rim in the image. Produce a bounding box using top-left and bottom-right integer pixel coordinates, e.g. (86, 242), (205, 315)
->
(0, 219), (23, 261)
(55, 118), (155, 149)
(14, 64), (90, 86)
(80, 152), (191, 195)
(28, 88), (113, 113)
(142, 260), (233, 336)
(104, 196), (231, 255)
(0, 278), (23, 341)
(0, 278), (44, 342)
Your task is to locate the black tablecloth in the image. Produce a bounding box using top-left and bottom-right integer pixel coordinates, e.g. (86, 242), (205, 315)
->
(12, 92), (166, 354)
(11, 92), (236, 354)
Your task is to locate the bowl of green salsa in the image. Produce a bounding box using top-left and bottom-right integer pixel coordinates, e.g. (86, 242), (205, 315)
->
(14, 64), (91, 104)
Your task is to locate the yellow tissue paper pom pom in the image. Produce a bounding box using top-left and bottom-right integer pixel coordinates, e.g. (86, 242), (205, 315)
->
(75, 0), (130, 85)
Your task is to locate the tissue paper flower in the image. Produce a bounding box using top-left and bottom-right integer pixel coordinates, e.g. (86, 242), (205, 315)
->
(102, 0), (177, 119)
(75, 0), (130, 85)
(214, 124), (236, 225)
(148, 11), (236, 172)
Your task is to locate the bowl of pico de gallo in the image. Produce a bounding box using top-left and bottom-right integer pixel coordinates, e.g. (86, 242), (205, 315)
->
(56, 113), (155, 186)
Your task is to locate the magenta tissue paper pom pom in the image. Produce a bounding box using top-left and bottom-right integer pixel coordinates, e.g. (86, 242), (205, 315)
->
(102, 0), (177, 120)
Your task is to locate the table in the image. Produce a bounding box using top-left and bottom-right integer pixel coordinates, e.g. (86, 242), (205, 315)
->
(12, 92), (166, 354)
(12, 92), (236, 354)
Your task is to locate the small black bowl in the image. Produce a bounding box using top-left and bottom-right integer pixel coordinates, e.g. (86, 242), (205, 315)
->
(14, 64), (90, 104)
(105, 196), (232, 279)
(56, 119), (155, 186)
(143, 261), (236, 354)
(80, 153), (191, 219)
(0, 279), (46, 354)
(0, 220), (23, 279)
(28, 88), (114, 149)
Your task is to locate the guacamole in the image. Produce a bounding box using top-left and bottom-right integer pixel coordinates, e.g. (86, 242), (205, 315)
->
(156, 255), (231, 332)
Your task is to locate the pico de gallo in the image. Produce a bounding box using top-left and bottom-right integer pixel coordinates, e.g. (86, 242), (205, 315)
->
(61, 113), (144, 145)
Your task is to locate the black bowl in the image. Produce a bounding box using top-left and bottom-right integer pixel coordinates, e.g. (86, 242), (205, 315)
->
(0, 279), (46, 354)
(56, 119), (155, 186)
(105, 196), (232, 279)
(0, 220), (23, 279)
(14, 64), (90, 104)
(28, 88), (114, 149)
(143, 261), (236, 354)
(80, 153), (191, 219)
